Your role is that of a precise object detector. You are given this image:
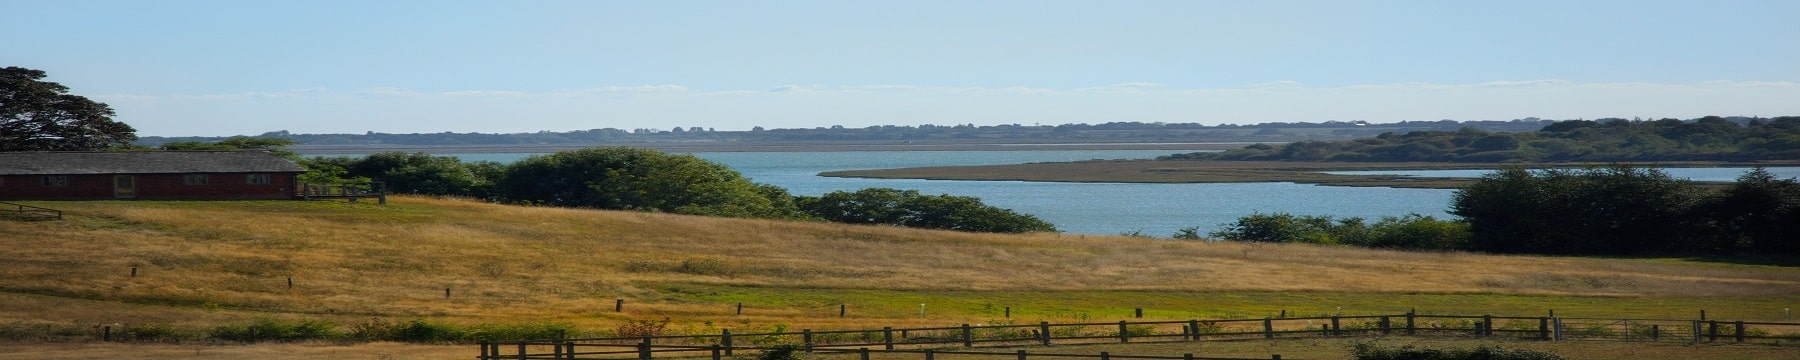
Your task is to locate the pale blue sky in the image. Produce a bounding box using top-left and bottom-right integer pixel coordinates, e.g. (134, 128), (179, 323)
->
(5, 0), (1797, 136)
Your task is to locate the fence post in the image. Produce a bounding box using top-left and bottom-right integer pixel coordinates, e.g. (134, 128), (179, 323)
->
(1040, 321), (1052, 346)
(860, 348), (870, 360)
(1006, 307), (1011, 318)
(723, 329), (734, 356)
(803, 329), (813, 353)
(554, 341), (563, 359)
(1263, 318), (1273, 339)
(1405, 311), (1416, 336)
(883, 327), (894, 350)
(1119, 320), (1130, 343)
(1184, 354), (1194, 360)
(519, 342), (529, 360)
(1380, 316), (1390, 335)
(1483, 315), (1493, 337)
(1188, 319), (1201, 341)
(1100, 352), (1110, 360)
(1017, 349), (1027, 360)
(714, 345), (723, 360)
(926, 349), (935, 360)
(963, 324), (973, 347)
(479, 341), (489, 360)
(641, 336), (653, 360)
(841, 304), (848, 318)
(1135, 308), (1143, 318)
(1652, 325), (1660, 342)
(1691, 320), (1701, 344)
(1735, 321), (1745, 343)
(1708, 321), (1718, 342)
(1330, 316), (1340, 336)
(616, 299), (625, 312)
(1538, 317), (1549, 340)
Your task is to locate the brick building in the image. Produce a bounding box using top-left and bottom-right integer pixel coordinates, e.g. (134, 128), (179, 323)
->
(0, 151), (306, 200)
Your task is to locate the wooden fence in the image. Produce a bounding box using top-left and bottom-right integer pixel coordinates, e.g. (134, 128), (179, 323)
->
(298, 181), (386, 204)
(0, 201), (61, 220)
(475, 312), (1800, 360)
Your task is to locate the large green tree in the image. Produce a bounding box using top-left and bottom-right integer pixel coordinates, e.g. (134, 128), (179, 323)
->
(498, 148), (802, 219)
(1450, 166), (1705, 254)
(1, 67), (136, 151)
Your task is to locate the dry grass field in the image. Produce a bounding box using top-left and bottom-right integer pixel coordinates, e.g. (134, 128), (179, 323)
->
(3, 196), (1798, 358)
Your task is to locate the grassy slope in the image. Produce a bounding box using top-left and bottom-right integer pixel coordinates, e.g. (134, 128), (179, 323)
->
(3, 196), (1798, 334)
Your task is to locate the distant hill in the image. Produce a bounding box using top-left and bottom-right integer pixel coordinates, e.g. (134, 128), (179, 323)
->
(1165, 116), (1800, 162)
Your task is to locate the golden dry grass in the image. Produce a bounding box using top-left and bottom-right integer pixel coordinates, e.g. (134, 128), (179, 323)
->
(2, 196), (1798, 333)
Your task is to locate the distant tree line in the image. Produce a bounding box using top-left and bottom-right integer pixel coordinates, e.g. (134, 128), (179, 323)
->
(1206, 166), (1800, 255)
(1166, 116), (1800, 162)
(134, 119), (1570, 147)
(295, 148), (1055, 234)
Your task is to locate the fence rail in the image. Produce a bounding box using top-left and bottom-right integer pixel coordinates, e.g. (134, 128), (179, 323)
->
(476, 312), (1800, 360)
(298, 181), (386, 204)
(0, 201), (61, 220)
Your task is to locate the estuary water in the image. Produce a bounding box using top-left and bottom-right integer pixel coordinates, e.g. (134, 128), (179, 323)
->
(312, 150), (1456, 236)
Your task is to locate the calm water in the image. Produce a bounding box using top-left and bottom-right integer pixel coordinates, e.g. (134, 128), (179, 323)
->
(1323, 167), (1800, 182)
(308, 150), (1456, 236)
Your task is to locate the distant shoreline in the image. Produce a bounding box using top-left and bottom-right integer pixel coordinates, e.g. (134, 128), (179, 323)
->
(291, 141), (1253, 154)
(820, 159), (1800, 189)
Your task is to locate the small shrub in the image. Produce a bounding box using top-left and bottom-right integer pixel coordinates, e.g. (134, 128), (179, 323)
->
(752, 344), (804, 360)
(677, 258), (736, 276)
(209, 318), (339, 342)
(1351, 342), (1564, 360)
(617, 318), (671, 338)
(124, 323), (198, 343)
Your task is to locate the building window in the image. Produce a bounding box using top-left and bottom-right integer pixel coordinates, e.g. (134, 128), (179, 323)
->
(184, 174), (210, 185)
(246, 174), (271, 185)
(42, 176), (68, 187)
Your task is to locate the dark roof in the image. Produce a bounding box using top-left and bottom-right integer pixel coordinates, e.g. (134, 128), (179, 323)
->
(0, 151), (307, 175)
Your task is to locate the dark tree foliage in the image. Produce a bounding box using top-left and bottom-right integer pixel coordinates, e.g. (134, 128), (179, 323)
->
(1704, 167), (1800, 254)
(1169, 116), (1800, 162)
(1, 66), (137, 151)
(1205, 212), (1468, 250)
(797, 187), (1057, 233)
(497, 148), (803, 219)
(338, 152), (502, 198)
(1451, 166), (1708, 255)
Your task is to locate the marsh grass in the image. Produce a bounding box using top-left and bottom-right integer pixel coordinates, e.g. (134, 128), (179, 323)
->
(1, 196), (1798, 343)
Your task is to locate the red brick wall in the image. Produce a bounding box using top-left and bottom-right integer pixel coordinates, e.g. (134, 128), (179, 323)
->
(0, 172), (299, 201)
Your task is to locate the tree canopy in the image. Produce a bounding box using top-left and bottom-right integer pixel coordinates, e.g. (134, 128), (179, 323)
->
(797, 187), (1057, 233)
(1, 66), (136, 151)
(497, 148), (804, 219)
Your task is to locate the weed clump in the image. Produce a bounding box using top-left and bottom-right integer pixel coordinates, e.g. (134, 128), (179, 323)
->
(1350, 342), (1564, 360)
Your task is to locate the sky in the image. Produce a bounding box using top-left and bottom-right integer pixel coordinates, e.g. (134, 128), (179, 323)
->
(5, 0), (1798, 137)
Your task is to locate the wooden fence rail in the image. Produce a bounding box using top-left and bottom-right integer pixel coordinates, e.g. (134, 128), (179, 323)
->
(0, 201), (61, 220)
(477, 313), (1800, 360)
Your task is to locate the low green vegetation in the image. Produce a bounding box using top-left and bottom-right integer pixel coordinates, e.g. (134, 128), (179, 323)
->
(1203, 213), (1469, 251)
(290, 147), (1052, 233)
(798, 188), (1056, 233)
(1167, 116), (1800, 162)
(1204, 166), (1800, 256)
